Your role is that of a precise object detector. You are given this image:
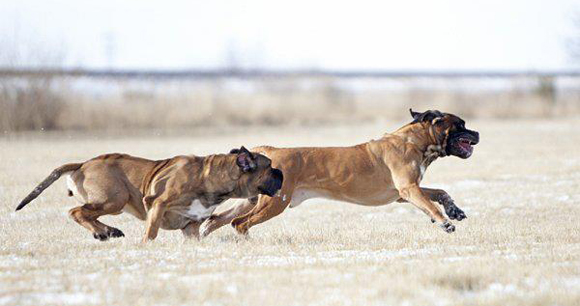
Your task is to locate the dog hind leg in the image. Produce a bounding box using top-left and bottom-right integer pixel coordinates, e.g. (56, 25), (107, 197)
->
(68, 201), (126, 241)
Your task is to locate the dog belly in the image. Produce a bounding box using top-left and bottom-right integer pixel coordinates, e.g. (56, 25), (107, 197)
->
(288, 188), (400, 208)
(327, 190), (400, 206)
(286, 189), (318, 208)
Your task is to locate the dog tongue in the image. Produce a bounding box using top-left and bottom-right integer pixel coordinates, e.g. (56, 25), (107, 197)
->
(459, 141), (473, 152)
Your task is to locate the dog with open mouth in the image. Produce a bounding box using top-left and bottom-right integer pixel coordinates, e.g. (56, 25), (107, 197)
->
(200, 109), (479, 236)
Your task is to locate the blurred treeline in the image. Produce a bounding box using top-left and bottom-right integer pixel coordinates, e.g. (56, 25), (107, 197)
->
(1, 70), (579, 132)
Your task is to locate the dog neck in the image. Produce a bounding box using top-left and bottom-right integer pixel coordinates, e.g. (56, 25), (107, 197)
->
(423, 144), (444, 165)
(199, 154), (241, 197)
(392, 123), (447, 158)
(426, 124), (448, 158)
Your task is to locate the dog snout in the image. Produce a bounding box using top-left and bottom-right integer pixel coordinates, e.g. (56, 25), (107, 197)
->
(259, 168), (283, 197)
(269, 168), (284, 191)
(470, 130), (480, 144)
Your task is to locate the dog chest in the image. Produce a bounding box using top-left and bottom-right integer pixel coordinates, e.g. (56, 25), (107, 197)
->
(184, 199), (217, 220)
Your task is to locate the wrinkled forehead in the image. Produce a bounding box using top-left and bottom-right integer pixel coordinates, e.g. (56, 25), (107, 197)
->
(444, 113), (466, 125)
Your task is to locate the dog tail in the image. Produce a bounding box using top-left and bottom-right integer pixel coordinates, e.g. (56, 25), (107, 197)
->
(16, 163), (83, 211)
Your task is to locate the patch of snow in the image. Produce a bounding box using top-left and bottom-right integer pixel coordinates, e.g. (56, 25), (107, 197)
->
(0, 296), (15, 305)
(499, 208), (516, 215)
(562, 277), (580, 289)
(452, 179), (486, 189)
(226, 284), (238, 294)
(235, 247), (443, 267)
(443, 256), (469, 262)
(25, 292), (100, 305)
(392, 207), (415, 215)
(488, 282), (519, 294)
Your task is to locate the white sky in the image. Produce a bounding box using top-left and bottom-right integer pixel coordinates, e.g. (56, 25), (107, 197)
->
(0, 0), (578, 70)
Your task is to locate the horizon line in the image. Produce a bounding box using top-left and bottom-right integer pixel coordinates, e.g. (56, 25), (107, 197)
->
(1, 68), (579, 79)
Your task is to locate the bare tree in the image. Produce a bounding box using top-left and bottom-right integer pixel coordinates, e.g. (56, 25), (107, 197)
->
(0, 28), (68, 132)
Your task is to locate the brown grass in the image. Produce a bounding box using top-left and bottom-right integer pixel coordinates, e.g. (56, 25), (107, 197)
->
(1, 119), (580, 305)
(0, 75), (65, 131)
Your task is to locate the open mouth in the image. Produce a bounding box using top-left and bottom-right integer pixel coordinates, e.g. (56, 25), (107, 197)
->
(457, 138), (475, 155)
(448, 129), (479, 159)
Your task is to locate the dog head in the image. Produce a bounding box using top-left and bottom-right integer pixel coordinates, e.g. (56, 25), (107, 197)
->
(410, 109), (480, 159)
(230, 146), (284, 197)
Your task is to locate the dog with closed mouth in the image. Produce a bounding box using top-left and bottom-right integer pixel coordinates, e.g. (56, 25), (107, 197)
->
(200, 109), (479, 237)
(16, 146), (283, 242)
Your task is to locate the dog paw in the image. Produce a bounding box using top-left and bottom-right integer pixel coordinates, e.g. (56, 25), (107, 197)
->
(440, 221), (455, 233)
(231, 216), (252, 236)
(199, 224), (209, 238)
(445, 205), (467, 221)
(199, 216), (219, 238)
(93, 232), (109, 241)
(108, 228), (125, 238)
(234, 224), (249, 236)
(438, 193), (453, 204)
(231, 222), (249, 236)
(199, 220), (215, 238)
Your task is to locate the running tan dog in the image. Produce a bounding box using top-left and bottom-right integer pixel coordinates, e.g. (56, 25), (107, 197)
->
(200, 109), (479, 236)
(16, 146), (283, 242)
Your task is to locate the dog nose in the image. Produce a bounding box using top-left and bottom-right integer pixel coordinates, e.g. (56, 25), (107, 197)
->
(471, 131), (480, 144)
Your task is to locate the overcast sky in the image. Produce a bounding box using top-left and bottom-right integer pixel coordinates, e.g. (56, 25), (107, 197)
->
(0, 0), (578, 70)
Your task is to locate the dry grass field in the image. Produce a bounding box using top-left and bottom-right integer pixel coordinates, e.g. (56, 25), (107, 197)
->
(1, 118), (580, 306)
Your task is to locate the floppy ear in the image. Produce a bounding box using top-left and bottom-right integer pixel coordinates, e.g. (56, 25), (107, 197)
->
(423, 111), (443, 123)
(233, 146), (257, 172)
(410, 109), (443, 124)
(409, 108), (422, 120)
(230, 146), (253, 154)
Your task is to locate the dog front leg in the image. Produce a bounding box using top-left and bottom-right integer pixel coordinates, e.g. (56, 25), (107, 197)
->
(143, 201), (167, 242)
(398, 184), (455, 233)
(420, 188), (466, 221)
(199, 198), (256, 238)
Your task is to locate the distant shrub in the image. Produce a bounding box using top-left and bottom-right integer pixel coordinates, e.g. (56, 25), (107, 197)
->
(0, 75), (65, 131)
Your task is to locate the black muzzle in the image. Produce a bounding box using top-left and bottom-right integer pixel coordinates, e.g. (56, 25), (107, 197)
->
(259, 168), (284, 197)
